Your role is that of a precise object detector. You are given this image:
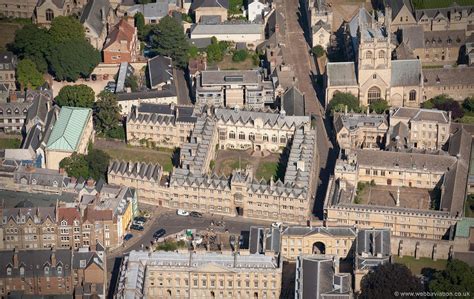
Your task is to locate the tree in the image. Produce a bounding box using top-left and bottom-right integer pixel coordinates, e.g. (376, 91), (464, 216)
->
(429, 259), (474, 296)
(10, 24), (51, 72)
(206, 37), (227, 63)
(85, 149), (110, 180)
(232, 49), (248, 62)
(311, 45), (325, 58)
(188, 45), (199, 59)
(149, 16), (189, 68)
(328, 92), (360, 113)
(93, 91), (122, 135)
(49, 16), (85, 43)
(423, 94), (464, 119)
(463, 96), (474, 112)
(47, 39), (100, 81)
(369, 99), (389, 114)
(59, 153), (89, 179)
(125, 75), (139, 92)
(55, 85), (95, 108)
(16, 59), (44, 90)
(134, 12), (146, 41)
(360, 263), (423, 299)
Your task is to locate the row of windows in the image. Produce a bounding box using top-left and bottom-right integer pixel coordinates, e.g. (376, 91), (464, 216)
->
(225, 131), (287, 143)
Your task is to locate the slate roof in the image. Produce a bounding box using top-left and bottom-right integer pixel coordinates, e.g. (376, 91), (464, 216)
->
(390, 59), (422, 87)
(108, 160), (163, 182)
(116, 88), (177, 101)
(128, 0), (169, 19)
(72, 249), (104, 271)
(282, 86), (305, 116)
(402, 25), (425, 49)
(282, 226), (357, 237)
(80, 0), (111, 36)
(355, 228), (391, 270)
(214, 108), (309, 128)
(326, 62), (357, 87)
(190, 0), (229, 10)
(334, 112), (387, 133)
(2, 206), (56, 225)
(0, 249), (72, 279)
(391, 107), (449, 123)
(384, 0), (414, 19)
(414, 3), (474, 22)
(424, 30), (465, 48)
(191, 22), (263, 35)
(37, 0), (66, 8)
(423, 67), (474, 87)
(46, 107), (92, 152)
(148, 56), (173, 88)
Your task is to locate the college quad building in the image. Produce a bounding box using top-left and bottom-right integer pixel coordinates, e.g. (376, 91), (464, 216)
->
(110, 107), (319, 224)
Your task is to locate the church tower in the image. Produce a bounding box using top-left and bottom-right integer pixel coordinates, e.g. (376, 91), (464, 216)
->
(356, 7), (393, 106)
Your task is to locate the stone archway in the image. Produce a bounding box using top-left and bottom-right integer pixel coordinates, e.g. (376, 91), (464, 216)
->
(313, 241), (326, 254)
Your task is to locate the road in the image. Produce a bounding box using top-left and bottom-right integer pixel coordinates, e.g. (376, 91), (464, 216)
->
(278, 0), (338, 218)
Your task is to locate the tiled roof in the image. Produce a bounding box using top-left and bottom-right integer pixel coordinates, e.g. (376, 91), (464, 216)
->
(46, 106), (92, 152)
(326, 62), (357, 87)
(58, 207), (81, 226)
(283, 86), (305, 116)
(390, 59), (422, 87)
(104, 19), (136, 50)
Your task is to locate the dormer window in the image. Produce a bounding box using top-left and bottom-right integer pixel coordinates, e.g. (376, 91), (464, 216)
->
(20, 266), (25, 276)
(73, 220), (79, 226)
(44, 266), (49, 275)
(57, 266), (62, 275)
(80, 260), (86, 268)
(6, 109), (11, 115)
(61, 220), (67, 226)
(31, 179), (37, 185)
(52, 180), (58, 187)
(7, 266), (12, 276)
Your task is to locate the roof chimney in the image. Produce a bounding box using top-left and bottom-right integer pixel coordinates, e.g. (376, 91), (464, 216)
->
(13, 247), (19, 268)
(51, 247), (57, 266)
(296, 160), (305, 172)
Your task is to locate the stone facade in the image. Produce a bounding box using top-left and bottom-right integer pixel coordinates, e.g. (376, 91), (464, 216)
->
(0, 0), (37, 18)
(126, 104), (196, 148)
(0, 52), (16, 92)
(333, 110), (388, 150)
(35, 0), (84, 25)
(115, 251), (282, 299)
(422, 67), (474, 102)
(103, 19), (139, 64)
(0, 101), (32, 133)
(305, 0), (332, 49)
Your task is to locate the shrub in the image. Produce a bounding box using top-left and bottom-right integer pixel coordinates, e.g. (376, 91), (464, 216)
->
(232, 49), (248, 62)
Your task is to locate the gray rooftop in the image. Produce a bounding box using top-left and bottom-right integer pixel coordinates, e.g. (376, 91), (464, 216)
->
(423, 67), (474, 87)
(391, 107), (449, 123)
(200, 70), (262, 86)
(326, 62), (357, 87)
(390, 59), (422, 87)
(80, 0), (111, 36)
(334, 112), (388, 133)
(191, 22), (263, 35)
(282, 86), (305, 116)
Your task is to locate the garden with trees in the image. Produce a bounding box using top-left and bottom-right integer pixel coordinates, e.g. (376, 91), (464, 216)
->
(10, 16), (100, 82)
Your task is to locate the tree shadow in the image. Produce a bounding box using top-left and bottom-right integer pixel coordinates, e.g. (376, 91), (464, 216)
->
(171, 147), (181, 167)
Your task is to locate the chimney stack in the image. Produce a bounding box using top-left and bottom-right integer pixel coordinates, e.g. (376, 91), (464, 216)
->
(51, 247), (57, 266)
(13, 247), (19, 268)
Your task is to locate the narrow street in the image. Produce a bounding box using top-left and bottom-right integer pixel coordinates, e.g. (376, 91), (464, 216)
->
(277, 0), (338, 218)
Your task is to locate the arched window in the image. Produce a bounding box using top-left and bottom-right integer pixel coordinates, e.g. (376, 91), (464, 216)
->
(365, 51), (373, 59)
(249, 132), (255, 141)
(46, 9), (54, 22)
(7, 266), (12, 276)
(280, 136), (286, 143)
(263, 134), (268, 142)
(229, 131), (235, 139)
(20, 266), (25, 276)
(378, 50), (385, 59)
(44, 266), (50, 275)
(57, 266), (62, 275)
(367, 86), (381, 104)
(239, 132), (245, 140)
(409, 90), (416, 101)
(271, 135), (277, 143)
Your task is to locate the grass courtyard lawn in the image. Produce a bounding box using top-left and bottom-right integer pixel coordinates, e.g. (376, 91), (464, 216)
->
(394, 256), (447, 275)
(0, 137), (21, 149)
(217, 158), (250, 176)
(101, 147), (174, 172)
(0, 22), (22, 51)
(412, 0), (473, 9)
(255, 162), (279, 181)
(216, 55), (256, 70)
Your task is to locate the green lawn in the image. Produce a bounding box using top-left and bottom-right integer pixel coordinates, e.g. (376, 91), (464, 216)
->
(255, 162), (279, 181)
(101, 147), (174, 172)
(412, 0), (473, 9)
(394, 256), (447, 275)
(0, 137), (21, 149)
(215, 55), (256, 70)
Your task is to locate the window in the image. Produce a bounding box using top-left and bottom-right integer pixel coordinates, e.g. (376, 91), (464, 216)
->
(367, 86), (381, 104)
(229, 131), (235, 139)
(20, 266), (24, 276)
(44, 266), (50, 275)
(409, 90), (416, 101)
(378, 50), (385, 59)
(57, 266), (62, 275)
(373, 74), (377, 79)
(365, 51), (373, 59)
(271, 135), (277, 143)
(280, 136), (286, 143)
(7, 267), (12, 276)
(239, 132), (245, 140)
(46, 9), (54, 22)
(249, 132), (255, 141)
(263, 134), (268, 141)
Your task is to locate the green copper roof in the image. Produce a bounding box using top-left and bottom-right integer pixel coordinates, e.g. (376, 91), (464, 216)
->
(455, 217), (474, 238)
(46, 106), (92, 152)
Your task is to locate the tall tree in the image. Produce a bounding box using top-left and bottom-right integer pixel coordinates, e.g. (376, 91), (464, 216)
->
(149, 16), (189, 68)
(423, 94), (464, 119)
(462, 96), (474, 112)
(55, 85), (95, 108)
(328, 92), (361, 113)
(59, 153), (89, 179)
(49, 16), (85, 43)
(93, 91), (122, 134)
(134, 12), (146, 41)
(429, 259), (474, 296)
(85, 149), (110, 180)
(10, 24), (51, 72)
(360, 263), (423, 299)
(47, 39), (100, 81)
(16, 59), (45, 90)
(369, 99), (389, 114)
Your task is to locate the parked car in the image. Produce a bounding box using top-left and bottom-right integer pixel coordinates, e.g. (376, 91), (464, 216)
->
(133, 220), (145, 226)
(124, 233), (133, 241)
(130, 224), (144, 231)
(189, 211), (202, 218)
(177, 209), (190, 216)
(153, 229), (166, 239)
(134, 216), (147, 223)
